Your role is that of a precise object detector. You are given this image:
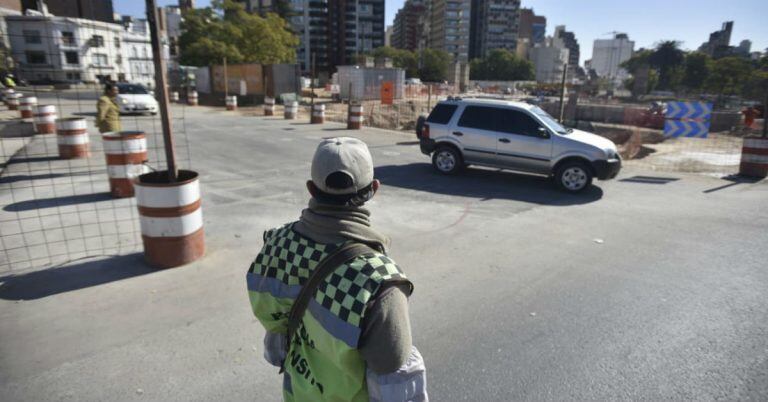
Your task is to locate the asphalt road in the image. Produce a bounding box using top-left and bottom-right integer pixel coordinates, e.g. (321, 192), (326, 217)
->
(1, 98), (767, 401)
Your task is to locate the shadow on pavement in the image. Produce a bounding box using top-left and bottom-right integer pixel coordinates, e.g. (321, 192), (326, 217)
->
(0, 120), (35, 138)
(72, 112), (97, 117)
(3, 192), (113, 212)
(0, 253), (152, 300)
(375, 163), (603, 206)
(2, 156), (61, 167)
(703, 174), (763, 193)
(0, 170), (103, 184)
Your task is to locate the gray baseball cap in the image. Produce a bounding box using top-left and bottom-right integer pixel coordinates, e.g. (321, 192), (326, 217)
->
(311, 137), (374, 195)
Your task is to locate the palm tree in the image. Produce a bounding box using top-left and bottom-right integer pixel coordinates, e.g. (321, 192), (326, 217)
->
(649, 41), (684, 90)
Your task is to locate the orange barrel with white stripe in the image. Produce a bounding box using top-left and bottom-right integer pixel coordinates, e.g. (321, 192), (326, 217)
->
(134, 170), (205, 268)
(170, 91), (179, 102)
(311, 104), (325, 124)
(6, 92), (21, 110)
(284, 101), (297, 119)
(739, 136), (768, 178)
(56, 117), (90, 159)
(188, 90), (198, 106)
(19, 96), (38, 119)
(103, 131), (149, 198)
(226, 95), (237, 111)
(264, 96), (275, 116)
(33, 104), (57, 134)
(347, 103), (364, 129)
(2, 88), (15, 105)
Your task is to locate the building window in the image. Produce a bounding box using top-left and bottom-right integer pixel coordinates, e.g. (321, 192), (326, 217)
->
(23, 30), (42, 44)
(64, 51), (79, 64)
(116, 55), (122, 64)
(66, 72), (81, 81)
(61, 31), (76, 45)
(26, 51), (47, 64)
(142, 47), (148, 58)
(114, 37), (120, 48)
(91, 35), (104, 47)
(93, 53), (108, 66)
(132, 46), (138, 57)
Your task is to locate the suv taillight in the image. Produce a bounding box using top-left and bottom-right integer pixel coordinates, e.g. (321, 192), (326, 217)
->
(423, 124), (430, 139)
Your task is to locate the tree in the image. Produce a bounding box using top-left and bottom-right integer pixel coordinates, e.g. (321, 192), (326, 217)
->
(621, 49), (655, 95)
(705, 56), (753, 96)
(648, 41), (684, 90)
(469, 49), (534, 81)
(681, 52), (712, 93)
(371, 47), (419, 78)
(419, 49), (451, 82)
(179, 0), (298, 66)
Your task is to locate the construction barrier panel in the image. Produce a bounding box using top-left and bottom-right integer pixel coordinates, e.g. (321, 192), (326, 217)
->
(103, 131), (149, 198)
(6, 92), (21, 110)
(348, 103), (363, 129)
(284, 101), (297, 120)
(134, 170), (205, 269)
(33, 104), (57, 134)
(739, 136), (768, 178)
(56, 117), (90, 159)
(188, 90), (198, 106)
(226, 95), (237, 111)
(264, 96), (275, 116)
(311, 104), (325, 124)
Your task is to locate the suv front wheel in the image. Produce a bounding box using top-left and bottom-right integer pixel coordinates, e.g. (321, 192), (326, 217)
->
(555, 161), (593, 193)
(432, 146), (463, 175)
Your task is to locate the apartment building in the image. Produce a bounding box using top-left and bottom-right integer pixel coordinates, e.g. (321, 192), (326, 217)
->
(429, 0), (471, 62)
(391, 0), (426, 51)
(469, 0), (520, 60)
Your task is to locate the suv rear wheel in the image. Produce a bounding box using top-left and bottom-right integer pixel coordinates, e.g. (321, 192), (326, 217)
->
(432, 146), (463, 175)
(555, 161), (593, 193)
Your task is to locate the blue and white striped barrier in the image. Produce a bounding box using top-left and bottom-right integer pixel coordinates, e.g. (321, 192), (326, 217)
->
(664, 101), (712, 138)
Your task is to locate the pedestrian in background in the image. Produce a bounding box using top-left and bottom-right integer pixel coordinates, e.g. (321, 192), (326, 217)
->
(247, 137), (428, 401)
(96, 82), (121, 133)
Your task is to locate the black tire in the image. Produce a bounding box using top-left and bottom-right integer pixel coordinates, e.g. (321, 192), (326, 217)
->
(555, 161), (593, 193)
(431, 146), (463, 175)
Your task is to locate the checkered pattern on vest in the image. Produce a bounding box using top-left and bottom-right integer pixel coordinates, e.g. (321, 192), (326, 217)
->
(254, 224), (407, 327)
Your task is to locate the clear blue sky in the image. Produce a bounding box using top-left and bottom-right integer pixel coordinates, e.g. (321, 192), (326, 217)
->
(115, 0), (767, 64)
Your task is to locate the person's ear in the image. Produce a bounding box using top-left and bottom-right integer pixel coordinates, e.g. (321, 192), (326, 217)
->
(371, 179), (380, 195)
(306, 180), (318, 197)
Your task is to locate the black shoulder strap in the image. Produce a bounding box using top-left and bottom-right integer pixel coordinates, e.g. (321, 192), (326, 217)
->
(280, 242), (374, 372)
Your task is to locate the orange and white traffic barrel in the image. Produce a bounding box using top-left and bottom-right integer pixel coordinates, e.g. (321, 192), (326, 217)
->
(347, 103), (364, 129)
(311, 104), (325, 124)
(6, 92), (21, 110)
(19, 96), (38, 119)
(2, 88), (15, 105)
(170, 91), (179, 102)
(284, 101), (297, 119)
(226, 95), (237, 111)
(56, 117), (90, 159)
(103, 131), (149, 198)
(134, 170), (205, 268)
(33, 104), (57, 134)
(188, 90), (198, 106)
(264, 96), (275, 116)
(739, 136), (768, 178)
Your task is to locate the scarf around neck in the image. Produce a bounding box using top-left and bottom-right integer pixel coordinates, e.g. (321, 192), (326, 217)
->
(293, 198), (390, 253)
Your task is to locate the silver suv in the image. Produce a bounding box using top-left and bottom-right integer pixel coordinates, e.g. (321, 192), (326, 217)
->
(418, 98), (621, 192)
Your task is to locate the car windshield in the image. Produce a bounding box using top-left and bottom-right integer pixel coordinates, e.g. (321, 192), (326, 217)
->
(117, 84), (149, 95)
(530, 106), (569, 134)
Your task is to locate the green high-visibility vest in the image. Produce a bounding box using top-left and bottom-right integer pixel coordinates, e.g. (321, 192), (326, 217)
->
(247, 224), (411, 401)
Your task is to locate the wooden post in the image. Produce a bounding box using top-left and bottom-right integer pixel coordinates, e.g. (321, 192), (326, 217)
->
(223, 56), (228, 99)
(763, 90), (767, 138)
(558, 64), (568, 124)
(146, 0), (177, 181)
(310, 52), (315, 108)
(427, 84), (432, 111)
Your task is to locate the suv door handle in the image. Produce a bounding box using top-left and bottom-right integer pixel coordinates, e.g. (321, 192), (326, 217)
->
(452, 131), (463, 136)
(498, 138), (511, 143)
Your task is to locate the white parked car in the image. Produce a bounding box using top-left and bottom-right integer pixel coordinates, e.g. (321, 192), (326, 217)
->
(116, 83), (158, 115)
(418, 98), (621, 193)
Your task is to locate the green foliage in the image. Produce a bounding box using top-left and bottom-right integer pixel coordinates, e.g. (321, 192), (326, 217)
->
(419, 49), (452, 82)
(179, 0), (298, 67)
(681, 52), (712, 92)
(370, 47), (419, 78)
(706, 57), (756, 96)
(648, 41), (684, 90)
(469, 49), (535, 81)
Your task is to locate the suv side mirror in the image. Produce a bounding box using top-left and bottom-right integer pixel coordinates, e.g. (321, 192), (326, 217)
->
(538, 126), (550, 138)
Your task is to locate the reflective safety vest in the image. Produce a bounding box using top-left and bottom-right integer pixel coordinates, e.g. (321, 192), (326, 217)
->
(247, 224), (412, 401)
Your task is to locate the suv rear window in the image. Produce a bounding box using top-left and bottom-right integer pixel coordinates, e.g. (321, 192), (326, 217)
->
(427, 103), (458, 124)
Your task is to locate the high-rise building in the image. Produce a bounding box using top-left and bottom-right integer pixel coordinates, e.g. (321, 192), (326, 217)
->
(469, 0), (520, 60)
(429, 0), (471, 62)
(529, 37), (569, 83)
(591, 33), (634, 85)
(385, 25), (392, 47)
(21, 0), (114, 23)
(554, 25), (579, 67)
(391, 0), (426, 51)
(518, 8), (545, 45)
(699, 21), (733, 58)
(736, 39), (751, 57)
(178, 0), (196, 12)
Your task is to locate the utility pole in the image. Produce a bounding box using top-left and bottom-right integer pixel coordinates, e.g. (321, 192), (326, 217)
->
(310, 52), (315, 107)
(145, 0), (177, 181)
(763, 89), (767, 138)
(223, 56), (228, 99)
(558, 63), (568, 124)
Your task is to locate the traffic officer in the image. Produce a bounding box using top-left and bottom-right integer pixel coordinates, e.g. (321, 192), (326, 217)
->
(96, 82), (121, 133)
(247, 137), (428, 401)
